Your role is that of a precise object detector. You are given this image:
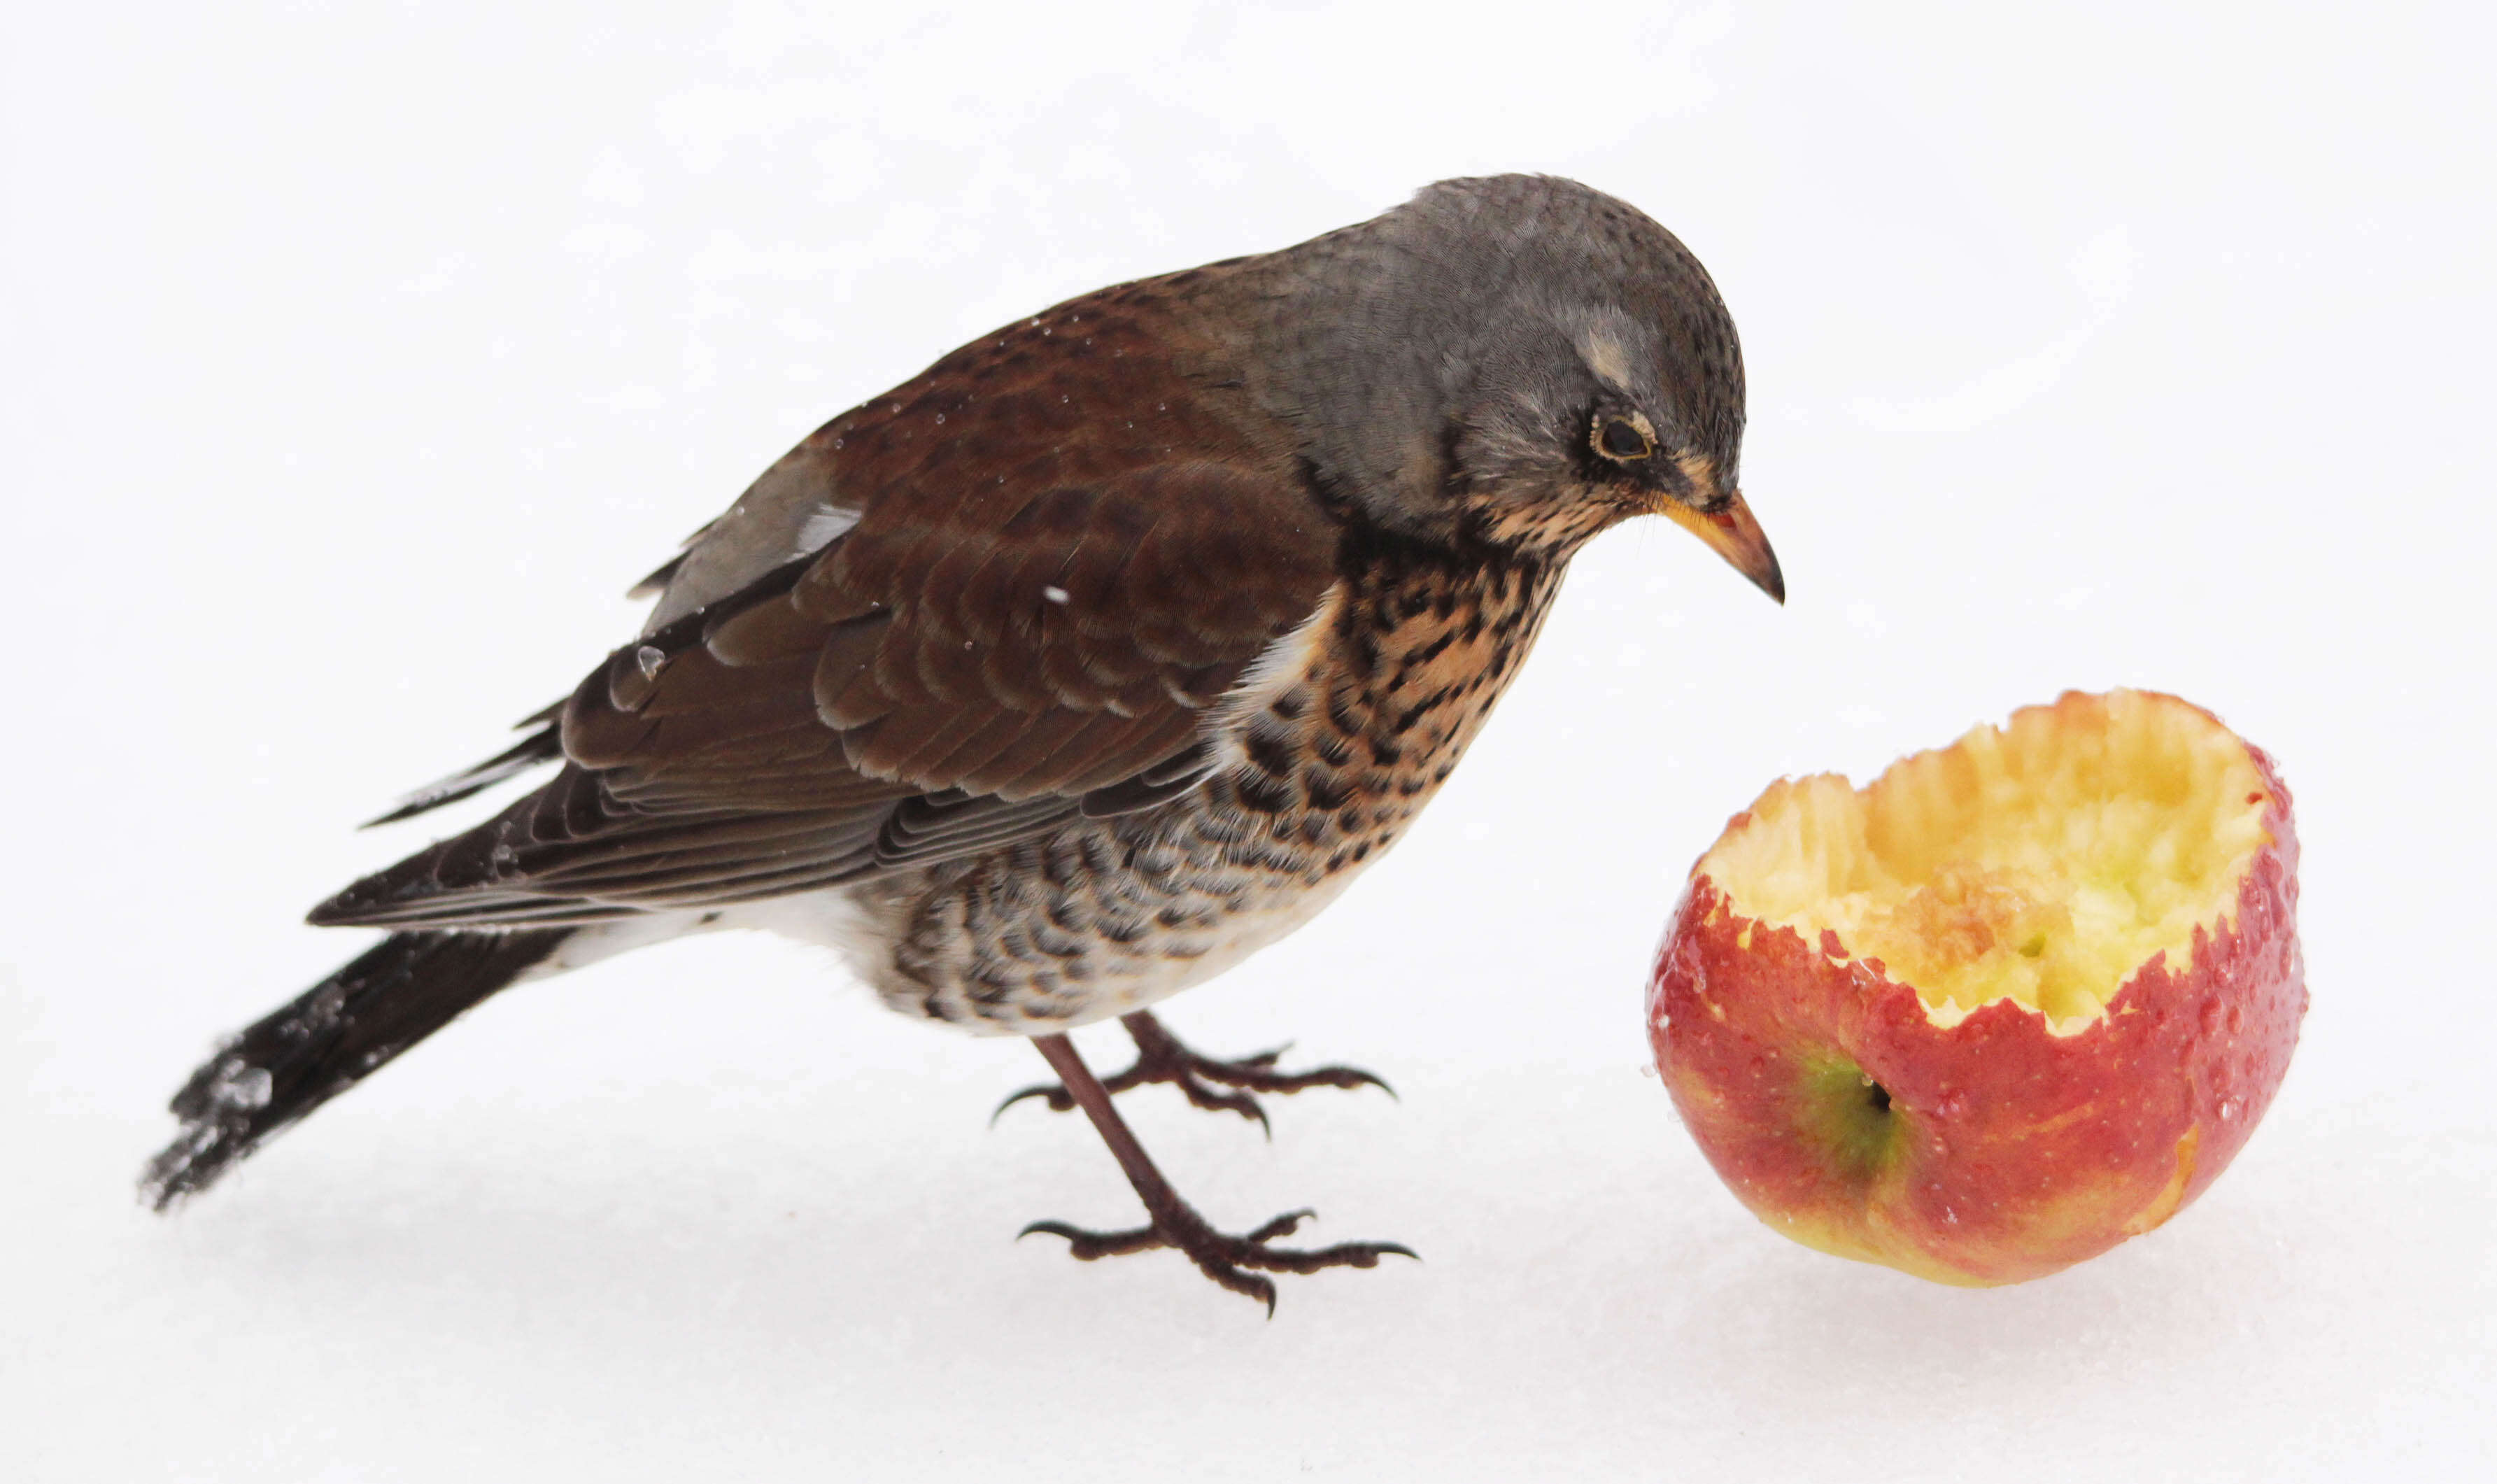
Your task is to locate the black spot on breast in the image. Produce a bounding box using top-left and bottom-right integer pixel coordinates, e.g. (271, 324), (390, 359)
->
(1392, 685), (1456, 735)
(1236, 769), (1295, 815)
(1345, 628), (1380, 679)
(1406, 628), (1457, 669)
(1245, 729), (1296, 777)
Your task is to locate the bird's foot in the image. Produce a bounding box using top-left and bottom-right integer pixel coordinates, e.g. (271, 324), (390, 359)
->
(994, 1011), (1392, 1135)
(1021, 1206), (1415, 1314)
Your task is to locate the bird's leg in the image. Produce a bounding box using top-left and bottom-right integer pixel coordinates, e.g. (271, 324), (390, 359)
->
(1016, 1033), (1414, 1313)
(993, 1010), (1392, 1135)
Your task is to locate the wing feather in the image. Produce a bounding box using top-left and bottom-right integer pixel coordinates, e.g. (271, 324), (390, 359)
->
(316, 289), (1336, 931)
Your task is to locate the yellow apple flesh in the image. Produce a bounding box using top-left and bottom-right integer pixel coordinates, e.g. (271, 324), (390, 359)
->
(1647, 691), (2305, 1285)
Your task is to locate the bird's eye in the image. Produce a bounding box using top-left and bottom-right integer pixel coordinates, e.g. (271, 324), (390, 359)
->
(1594, 416), (1655, 462)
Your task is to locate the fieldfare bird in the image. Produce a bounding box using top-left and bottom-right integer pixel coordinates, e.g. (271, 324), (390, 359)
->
(144, 174), (1782, 1310)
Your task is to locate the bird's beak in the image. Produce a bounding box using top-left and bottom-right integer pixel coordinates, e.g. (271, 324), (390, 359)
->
(1660, 489), (1784, 604)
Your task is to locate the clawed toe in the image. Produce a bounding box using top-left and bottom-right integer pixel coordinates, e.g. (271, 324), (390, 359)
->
(1020, 1205), (1419, 1313)
(993, 1012), (1394, 1133)
(1194, 1051), (1396, 1103)
(1017, 1219), (1166, 1261)
(989, 1081), (1077, 1124)
(1245, 1207), (1315, 1243)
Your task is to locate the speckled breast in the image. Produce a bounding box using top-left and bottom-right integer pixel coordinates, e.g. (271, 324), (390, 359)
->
(855, 543), (1569, 1032)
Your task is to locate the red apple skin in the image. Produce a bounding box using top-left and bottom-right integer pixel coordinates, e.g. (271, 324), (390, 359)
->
(1647, 751), (2305, 1287)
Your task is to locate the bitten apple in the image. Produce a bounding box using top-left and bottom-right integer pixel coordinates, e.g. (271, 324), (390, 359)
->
(1648, 690), (2304, 1285)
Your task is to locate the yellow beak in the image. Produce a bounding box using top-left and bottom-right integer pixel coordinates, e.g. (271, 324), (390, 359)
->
(1662, 489), (1784, 604)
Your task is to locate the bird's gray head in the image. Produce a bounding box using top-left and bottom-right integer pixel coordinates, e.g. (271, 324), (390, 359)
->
(1258, 174), (1780, 599)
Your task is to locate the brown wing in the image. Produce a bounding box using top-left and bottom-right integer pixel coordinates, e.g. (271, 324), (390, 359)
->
(311, 460), (1336, 928)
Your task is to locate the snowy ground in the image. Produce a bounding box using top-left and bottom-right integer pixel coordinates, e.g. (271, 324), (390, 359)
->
(6, 3), (2491, 1478)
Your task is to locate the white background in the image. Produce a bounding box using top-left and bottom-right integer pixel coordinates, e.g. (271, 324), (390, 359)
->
(6, 2), (2491, 1478)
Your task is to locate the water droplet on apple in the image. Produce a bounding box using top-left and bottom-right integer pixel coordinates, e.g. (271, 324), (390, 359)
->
(2199, 1000), (2224, 1036)
(2219, 1096), (2243, 1121)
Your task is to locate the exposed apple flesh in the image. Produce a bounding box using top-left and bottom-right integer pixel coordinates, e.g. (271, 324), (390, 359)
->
(1648, 690), (2305, 1285)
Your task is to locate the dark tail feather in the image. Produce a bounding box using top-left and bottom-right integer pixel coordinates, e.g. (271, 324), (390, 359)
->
(141, 928), (573, 1210)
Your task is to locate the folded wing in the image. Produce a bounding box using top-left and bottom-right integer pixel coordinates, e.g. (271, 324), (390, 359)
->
(313, 461), (1336, 929)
